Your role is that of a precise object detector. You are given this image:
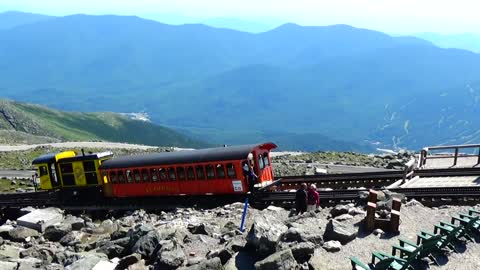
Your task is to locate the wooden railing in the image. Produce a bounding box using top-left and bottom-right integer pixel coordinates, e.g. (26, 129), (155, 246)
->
(418, 144), (480, 168)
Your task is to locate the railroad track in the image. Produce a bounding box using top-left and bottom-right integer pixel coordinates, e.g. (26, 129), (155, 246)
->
(1, 167), (480, 210)
(252, 186), (480, 207)
(273, 167), (480, 189)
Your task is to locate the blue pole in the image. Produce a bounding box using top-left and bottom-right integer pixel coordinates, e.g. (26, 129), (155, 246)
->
(239, 197), (249, 232)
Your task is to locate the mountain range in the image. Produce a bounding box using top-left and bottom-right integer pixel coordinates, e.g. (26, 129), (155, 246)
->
(1, 11), (480, 151)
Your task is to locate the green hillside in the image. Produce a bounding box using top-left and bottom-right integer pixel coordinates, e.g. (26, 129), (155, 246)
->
(0, 99), (206, 148)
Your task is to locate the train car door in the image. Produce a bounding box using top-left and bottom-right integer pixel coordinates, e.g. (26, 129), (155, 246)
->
(49, 163), (62, 189)
(37, 164), (52, 190)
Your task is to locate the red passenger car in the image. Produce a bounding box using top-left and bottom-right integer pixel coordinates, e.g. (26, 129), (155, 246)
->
(99, 143), (277, 198)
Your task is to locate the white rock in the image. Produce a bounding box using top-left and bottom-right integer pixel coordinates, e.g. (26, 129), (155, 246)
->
(323, 240), (341, 252)
(315, 167), (327, 174)
(334, 214), (353, 221)
(373, 229), (384, 237)
(17, 207), (63, 232)
(348, 208), (366, 216)
(266, 206), (284, 212)
(93, 260), (117, 270)
(0, 261), (17, 270)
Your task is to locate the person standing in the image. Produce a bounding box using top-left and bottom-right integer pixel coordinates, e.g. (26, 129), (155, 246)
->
(307, 184), (320, 211)
(243, 161), (257, 193)
(295, 183), (308, 214)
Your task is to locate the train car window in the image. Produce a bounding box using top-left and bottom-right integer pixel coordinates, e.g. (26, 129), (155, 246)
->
(177, 167), (186, 181)
(85, 172), (97, 185)
(110, 171), (118, 183)
(118, 171), (125, 183)
(150, 168), (158, 182)
(263, 153), (270, 166)
(133, 169), (141, 183)
(39, 166), (48, 177)
(159, 168), (167, 181)
(187, 166), (195, 180)
(83, 161), (96, 172)
(216, 164), (226, 178)
(206, 165), (215, 179)
(196, 165), (205, 180)
(126, 170), (133, 183)
(141, 169), (149, 182)
(226, 163), (236, 179)
(258, 155), (265, 169)
(168, 168), (176, 181)
(60, 163), (73, 173)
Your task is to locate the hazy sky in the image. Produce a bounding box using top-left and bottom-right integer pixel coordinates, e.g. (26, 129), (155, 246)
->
(0, 0), (479, 34)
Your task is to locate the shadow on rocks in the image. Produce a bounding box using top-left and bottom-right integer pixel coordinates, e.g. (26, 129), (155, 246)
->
(232, 251), (256, 270)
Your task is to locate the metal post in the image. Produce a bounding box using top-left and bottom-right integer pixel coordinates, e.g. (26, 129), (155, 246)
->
(477, 147), (480, 165)
(239, 197), (249, 232)
(453, 148), (459, 166)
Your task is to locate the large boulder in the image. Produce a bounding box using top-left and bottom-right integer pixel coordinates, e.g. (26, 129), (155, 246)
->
(8, 226), (39, 242)
(154, 240), (186, 269)
(330, 205), (350, 218)
(127, 224), (156, 247)
(290, 242), (315, 263)
(177, 257), (222, 270)
(14, 257), (43, 270)
(323, 240), (341, 252)
(308, 250), (329, 270)
(115, 253), (141, 270)
(44, 223), (72, 242)
(0, 244), (21, 259)
(254, 249), (297, 270)
(60, 231), (85, 246)
(132, 230), (161, 260)
(65, 254), (103, 270)
(323, 219), (357, 244)
(99, 220), (117, 235)
(97, 243), (126, 259)
(206, 248), (233, 265)
(0, 225), (14, 238)
(187, 223), (210, 236)
(17, 207), (63, 232)
(0, 261), (17, 270)
(246, 213), (288, 257)
(64, 216), (85, 231)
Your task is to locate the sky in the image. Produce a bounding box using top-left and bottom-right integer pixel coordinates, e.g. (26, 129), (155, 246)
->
(0, 0), (479, 34)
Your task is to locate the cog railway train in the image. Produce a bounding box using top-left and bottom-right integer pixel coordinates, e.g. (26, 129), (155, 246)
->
(31, 143), (277, 200)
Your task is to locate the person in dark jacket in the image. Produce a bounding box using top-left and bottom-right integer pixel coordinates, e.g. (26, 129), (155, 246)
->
(243, 161), (257, 193)
(295, 183), (308, 214)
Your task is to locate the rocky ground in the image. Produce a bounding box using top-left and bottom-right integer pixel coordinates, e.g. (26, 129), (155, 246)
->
(272, 150), (415, 176)
(0, 199), (479, 270)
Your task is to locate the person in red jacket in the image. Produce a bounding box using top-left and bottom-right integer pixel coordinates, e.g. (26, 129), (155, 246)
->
(307, 184), (320, 211)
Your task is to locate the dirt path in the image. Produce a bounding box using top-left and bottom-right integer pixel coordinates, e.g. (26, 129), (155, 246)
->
(0, 142), (159, 151)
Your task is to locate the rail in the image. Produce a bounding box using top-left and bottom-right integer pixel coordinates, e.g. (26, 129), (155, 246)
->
(419, 144), (480, 168)
(253, 186), (480, 206)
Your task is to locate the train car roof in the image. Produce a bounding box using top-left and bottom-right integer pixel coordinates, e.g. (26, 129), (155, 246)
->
(32, 153), (57, 165)
(99, 142), (277, 170)
(59, 151), (113, 163)
(32, 151), (113, 165)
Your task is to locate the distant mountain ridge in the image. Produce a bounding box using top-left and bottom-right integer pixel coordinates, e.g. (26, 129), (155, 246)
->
(0, 99), (206, 148)
(1, 12), (480, 151)
(413, 32), (480, 53)
(0, 11), (54, 30)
